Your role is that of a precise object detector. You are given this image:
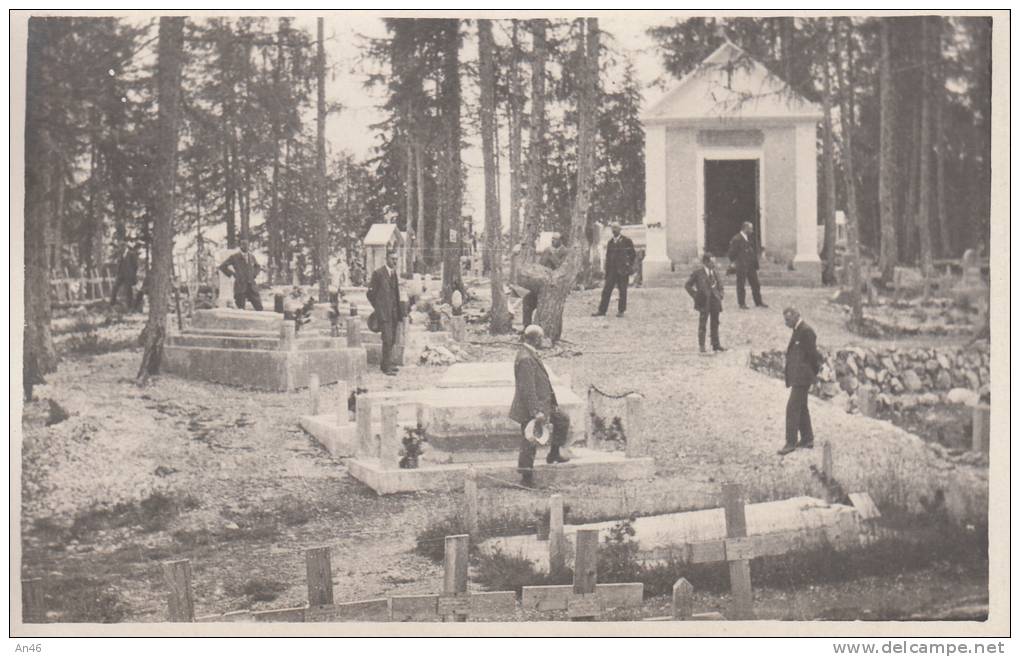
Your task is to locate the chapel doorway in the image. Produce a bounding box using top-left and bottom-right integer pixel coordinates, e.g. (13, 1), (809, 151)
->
(703, 159), (760, 256)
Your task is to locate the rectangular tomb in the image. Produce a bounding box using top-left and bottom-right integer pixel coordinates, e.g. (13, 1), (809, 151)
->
(299, 362), (655, 494)
(164, 308), (367, 392)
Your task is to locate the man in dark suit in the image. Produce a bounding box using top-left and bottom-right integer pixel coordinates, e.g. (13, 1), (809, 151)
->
(367, 251), (404, 376)
(109, 239), (139, 308)
(684, 254), (726, 354)
(522, 233), (568, 328)
(593, 221), (636, 317)
(509, 325), (570, 487)
(779, 307), (823, 455)
(727, 221), (768, 309)
(219, 237), (263, 310)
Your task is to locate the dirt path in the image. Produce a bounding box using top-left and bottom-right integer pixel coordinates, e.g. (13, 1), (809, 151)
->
(18, 286), (987, 622)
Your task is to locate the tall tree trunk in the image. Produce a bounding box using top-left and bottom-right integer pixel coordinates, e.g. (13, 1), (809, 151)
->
(478, 19), (511, 333)
(902, 104), (920, 263)
(414, 140), (426, 272)
(534, 18), (598, 341)
(833, 18), (863, 328)
(878, 19), (898, 283)
(820, 48), (838, 286)
(439, 20), (464, 302)
(86, 130), (102, 276)
(521, 19), (547, 262)
(24, 18), (61, 391)
(933, 18), (952, 257)
(267, 20), (286, 283)
(220, 24), (238, 249)
(508, 19), (524, 282)
(917, 16), (935, 288)
(315, 18), (331, 301)
(138, 16), (185, 381)
(431, 69), (444, 271)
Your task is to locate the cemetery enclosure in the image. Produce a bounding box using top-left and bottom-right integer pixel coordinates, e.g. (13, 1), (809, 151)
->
(19, 286), (990, 622)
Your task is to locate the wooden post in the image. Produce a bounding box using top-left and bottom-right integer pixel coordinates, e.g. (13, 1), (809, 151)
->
(671, 578), (694, 620)
(571, 529), (600, 621)
(305, 547), (334, 607)
(624, 393), (644, 458)
(722, 483), (754, 620)
(280, 322), (296, 351)
(356, 394), (373, 457)
(573, 529), (599, 595)
(162, 560), (195, 622)
(21, 578), (44, 624)
(548, 494), (566, 580)
(464, 467), (479, 539)
(309, 374), (320, 415)
(380, 404), (400, 469)
(822, 442), (834, 483)
(345, 316), (361, 348)
(335, 381), (350, 427)
(443, 534), (469, 622)
(972, 403), (991, 453)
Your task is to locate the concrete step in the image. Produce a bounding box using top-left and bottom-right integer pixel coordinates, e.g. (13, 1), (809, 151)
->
(347, 448), (655, 495)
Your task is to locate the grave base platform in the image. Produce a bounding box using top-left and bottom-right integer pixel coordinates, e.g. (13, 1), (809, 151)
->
(347, 449), (655, 495)
(164, 342), (366, 392)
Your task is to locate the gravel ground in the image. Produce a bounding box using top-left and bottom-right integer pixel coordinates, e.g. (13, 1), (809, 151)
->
(18, 285), (988, 622)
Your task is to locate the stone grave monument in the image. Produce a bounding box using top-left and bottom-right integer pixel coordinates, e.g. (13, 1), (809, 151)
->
(164, 308), (367, 392)
(299, 362), (655, 494)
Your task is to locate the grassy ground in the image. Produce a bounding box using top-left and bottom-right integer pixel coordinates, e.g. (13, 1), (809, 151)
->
(18, 286), (988, 622)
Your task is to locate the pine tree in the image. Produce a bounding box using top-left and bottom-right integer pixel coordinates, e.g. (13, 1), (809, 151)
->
(138, 16), (185, 381)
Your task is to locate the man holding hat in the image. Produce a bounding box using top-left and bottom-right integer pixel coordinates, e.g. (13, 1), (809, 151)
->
(593, 221), (636, 317)
(509, 325), (570, 487)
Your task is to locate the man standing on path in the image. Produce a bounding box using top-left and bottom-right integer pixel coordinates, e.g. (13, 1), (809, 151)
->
(522, 233), (568, 328)
(727, 221), (768, 309)
(109, 238), (139, 309)
(219, 237), (263, 311)
(367, 251), (404, 376)
(684, 254), (726, 354)
(779, 307), (822, 455)
(509, 325), (570, 487)
(593, 221), (636, 318)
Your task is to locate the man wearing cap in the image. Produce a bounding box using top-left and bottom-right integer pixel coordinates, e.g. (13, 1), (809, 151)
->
(522, 233), (568, 328)
(509, 325), (570, 487)
(727, 221), (768, 309)
(219, 237), (263, 311)
(110, 238), (139, 309)
(367, 251), (404, 376)
(593, 221), (636, 317)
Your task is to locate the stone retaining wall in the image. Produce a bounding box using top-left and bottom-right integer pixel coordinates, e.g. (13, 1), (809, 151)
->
(749, 344), (991, 411)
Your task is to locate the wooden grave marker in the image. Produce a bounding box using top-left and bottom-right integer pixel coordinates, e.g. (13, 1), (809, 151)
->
(522, 528), (644, 621)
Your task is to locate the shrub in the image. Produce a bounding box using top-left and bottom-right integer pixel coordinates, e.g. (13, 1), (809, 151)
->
(414, 514), (469, 562)
(473, 547), (550, 595)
